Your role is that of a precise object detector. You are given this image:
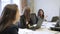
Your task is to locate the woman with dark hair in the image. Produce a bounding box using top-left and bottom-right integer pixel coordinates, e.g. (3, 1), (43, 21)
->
(0, 4), (20, 34)
(38, 9), (44, 19)
(20, 7), (33, 28)
(33, 9), (45, 29)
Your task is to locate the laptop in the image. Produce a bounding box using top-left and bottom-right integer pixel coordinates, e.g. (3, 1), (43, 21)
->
(36, 17), (43, 28)
(29, 17), (43, 30)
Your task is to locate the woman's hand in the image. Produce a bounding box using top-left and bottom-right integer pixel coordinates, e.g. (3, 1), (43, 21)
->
(26, 21), (28, 24)
(28, 24), (33, 28)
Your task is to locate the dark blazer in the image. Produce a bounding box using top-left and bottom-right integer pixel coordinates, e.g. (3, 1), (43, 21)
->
(0, 24), (18, 34)
(19, 15), (33, 28)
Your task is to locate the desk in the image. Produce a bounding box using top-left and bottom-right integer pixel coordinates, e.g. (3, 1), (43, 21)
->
(18, 21), (60, 34)
(41, 21), (56, 29)
(18, 28), (60, 34)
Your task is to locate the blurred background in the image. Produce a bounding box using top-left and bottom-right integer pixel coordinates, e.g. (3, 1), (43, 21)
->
(0, 0), (60, 21)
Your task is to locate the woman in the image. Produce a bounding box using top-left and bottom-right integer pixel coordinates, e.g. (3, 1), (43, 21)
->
(38, 9), (44, 19)
(0, 4), (20, 34)
(33, 9), (45, 29)
(20, 7), (33, 28)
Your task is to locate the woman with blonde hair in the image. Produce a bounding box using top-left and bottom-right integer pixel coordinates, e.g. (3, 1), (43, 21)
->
(20, 7), (33, 28)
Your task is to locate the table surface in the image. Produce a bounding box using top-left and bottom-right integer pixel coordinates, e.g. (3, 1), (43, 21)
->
(18, 21), (60, 34)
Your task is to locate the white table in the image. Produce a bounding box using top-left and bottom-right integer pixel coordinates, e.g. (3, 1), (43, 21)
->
(41, 21), (56, 29)
(18, 28), (60, 34)
(18, 21), (60, 34)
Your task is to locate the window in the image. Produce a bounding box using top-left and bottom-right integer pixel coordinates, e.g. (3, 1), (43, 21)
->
(0, 0), (21, 16)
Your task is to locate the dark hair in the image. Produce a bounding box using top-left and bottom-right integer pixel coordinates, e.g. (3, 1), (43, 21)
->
(0, 4), (18, 32)
(38, 9), (44, 19)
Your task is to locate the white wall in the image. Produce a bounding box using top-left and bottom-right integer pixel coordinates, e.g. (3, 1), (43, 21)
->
(34, 0), (60, 21)
(13, 0), (22, 15)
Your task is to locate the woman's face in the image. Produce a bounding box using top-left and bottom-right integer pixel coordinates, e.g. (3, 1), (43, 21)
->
(40, 11), (43, 15)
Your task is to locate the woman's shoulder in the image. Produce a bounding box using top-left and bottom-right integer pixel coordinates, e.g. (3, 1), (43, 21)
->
(0, 25), (18, 34)
(7, 24), (18, 31)
(5, 25), (18, 34)
(37, 16), (41, 19)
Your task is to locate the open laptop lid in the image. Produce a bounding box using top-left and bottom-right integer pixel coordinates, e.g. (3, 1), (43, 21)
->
(36, 17), (44, 28)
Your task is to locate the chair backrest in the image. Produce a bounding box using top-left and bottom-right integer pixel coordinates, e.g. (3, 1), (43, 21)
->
(55, 20), (60, 27)
(51, 16), (59, 22)
(30, 13), (37, 24)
